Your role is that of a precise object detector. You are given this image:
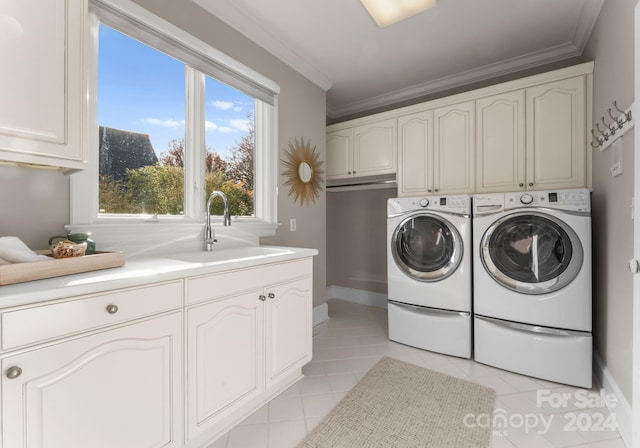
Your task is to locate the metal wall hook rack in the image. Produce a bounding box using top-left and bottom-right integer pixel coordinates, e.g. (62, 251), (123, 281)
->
(591, 101), (634, 151)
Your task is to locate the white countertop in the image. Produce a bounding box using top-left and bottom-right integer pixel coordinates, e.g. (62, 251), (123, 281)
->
(0, 245), (318, 309)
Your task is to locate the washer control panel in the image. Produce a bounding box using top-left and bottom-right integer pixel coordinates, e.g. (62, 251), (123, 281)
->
(387, 195), (471, 215)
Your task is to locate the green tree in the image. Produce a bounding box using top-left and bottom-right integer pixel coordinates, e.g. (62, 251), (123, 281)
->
(125, 165), (184, 214)
(224, 114), (254, 189)
(99, 118), (255, 216)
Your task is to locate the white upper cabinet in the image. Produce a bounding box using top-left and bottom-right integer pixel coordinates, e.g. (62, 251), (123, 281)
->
(326, 129), (353, 179)
(476, 90), (526, 192)
(398, 111), (434, 196)
(326, 119), (397, 180)
(352, 120), (397, 177)
(327, 62), (592, 195)
(397, 102), (475, 197)
(0, 0), (87, 172)
(526, 77), (587, 190)
(433, 101), (475, 195)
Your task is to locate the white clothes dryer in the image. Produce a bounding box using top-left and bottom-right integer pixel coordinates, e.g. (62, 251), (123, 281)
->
(473, 189), (592, 388)
(387, 195), (472, 358)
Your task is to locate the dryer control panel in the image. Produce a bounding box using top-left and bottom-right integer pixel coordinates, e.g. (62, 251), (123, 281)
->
(503, 189), (590, 213)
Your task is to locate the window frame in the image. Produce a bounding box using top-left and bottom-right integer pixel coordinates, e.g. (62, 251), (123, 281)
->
(70, 0), (280, 239)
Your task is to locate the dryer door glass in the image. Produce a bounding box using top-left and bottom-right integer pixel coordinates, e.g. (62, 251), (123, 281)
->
(392, 214), (462, 282)
(481, 212), (583, 294)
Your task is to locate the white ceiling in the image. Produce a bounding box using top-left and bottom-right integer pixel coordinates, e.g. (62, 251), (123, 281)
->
(193, 0), (604, 120)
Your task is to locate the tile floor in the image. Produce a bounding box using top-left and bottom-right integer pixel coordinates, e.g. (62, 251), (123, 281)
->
(208, 299), (625, 448)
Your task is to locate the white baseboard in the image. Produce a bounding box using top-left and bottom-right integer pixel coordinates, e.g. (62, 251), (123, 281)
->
(312, 302), (329, 326)
(326, 285), (388, 308)
(592, 349), (632, 447)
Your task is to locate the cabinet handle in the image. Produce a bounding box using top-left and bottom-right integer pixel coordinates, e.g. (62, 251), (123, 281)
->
(6, 366), (22, 380)
(258, 294), (266, 301)
(106, 304), (119, 314)
(529, 182), (534, 187)
(267, 292), (275, 299)
(519, 183), (524, 187)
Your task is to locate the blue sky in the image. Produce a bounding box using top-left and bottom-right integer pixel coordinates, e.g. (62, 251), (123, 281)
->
(97, 25), (253, 159)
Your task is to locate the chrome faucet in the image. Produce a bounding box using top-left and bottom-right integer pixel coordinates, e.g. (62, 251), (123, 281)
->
(204, 191), (231, 251)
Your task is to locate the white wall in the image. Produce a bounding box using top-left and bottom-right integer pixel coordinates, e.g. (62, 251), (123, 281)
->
(326, 187), (396, 294)
(0, 165), (68, 249)
(583, 0), (637, 403)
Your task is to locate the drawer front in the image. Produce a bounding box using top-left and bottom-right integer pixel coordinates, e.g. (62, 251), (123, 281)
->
(2, 281), (183, 351)
(186, 258), (313, 305)
(388, 302), (471, 359)
(474, 316), (592, 388)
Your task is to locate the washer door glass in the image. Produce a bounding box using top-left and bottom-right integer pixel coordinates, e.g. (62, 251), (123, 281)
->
(392, 214), (462, 282)
(481, 211), (583, 294)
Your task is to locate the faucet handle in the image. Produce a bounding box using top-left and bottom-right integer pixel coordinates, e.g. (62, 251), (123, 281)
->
(206, 239), (217, 251)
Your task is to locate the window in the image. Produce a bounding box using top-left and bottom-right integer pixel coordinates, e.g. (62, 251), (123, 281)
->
(71, 0), (279, 240)
(97, 25), (187, 215)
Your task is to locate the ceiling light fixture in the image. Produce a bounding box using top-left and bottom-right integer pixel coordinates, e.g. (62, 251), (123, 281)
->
(360, 0), (437, 27)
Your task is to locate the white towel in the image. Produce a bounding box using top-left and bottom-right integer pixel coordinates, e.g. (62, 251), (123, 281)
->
(0, 237), (52, 263)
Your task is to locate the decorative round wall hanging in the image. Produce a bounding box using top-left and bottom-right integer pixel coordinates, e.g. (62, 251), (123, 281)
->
(282, 137), (324, 206)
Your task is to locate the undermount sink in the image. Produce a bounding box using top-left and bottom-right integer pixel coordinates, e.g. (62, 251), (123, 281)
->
(165, 246), (295, 264)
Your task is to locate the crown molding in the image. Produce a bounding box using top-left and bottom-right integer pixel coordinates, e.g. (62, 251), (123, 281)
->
(327, 41), (582, 118)
(192, 0), (334, 92)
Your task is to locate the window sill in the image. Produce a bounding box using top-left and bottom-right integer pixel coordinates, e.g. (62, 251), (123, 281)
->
(66, 219), (279, 258)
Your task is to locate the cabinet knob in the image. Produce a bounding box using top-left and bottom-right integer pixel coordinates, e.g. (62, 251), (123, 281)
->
(519, 183), (524, 187)
(6, 366), (22, 380)
(258, 294), (266, 301)
(529, 182), (534, 187)
(353, 171), (356, 175)
(347, 171), (352, 175)
(434, 189), (439, 192)
(427, 189), (432, 193)
(106, 304), (119, 314)
(267, 292), (275, 299)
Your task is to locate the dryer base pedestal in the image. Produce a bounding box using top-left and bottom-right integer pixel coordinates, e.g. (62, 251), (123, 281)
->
(474, 316), (592, 388)
(388, 301), (471, 359)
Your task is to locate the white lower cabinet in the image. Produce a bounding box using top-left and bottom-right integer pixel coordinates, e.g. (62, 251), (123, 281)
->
(186, 269), (313, 444)
(0, 256), (314, 448)
(265, 278), (313, 387)
(186, 290), (265, 440)
(2, 312), (183, 448)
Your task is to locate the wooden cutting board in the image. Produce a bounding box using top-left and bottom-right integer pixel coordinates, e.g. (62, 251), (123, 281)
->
(0, 251), (125, 286)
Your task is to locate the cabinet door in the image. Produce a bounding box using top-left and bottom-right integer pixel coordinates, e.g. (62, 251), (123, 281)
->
(2, 313), (182, 448)
(434, 101), (475, 194)
(352, 119), (397, 177)
(398, 111), (434, 196)
(265, 277), (313, 388)
(186, 291), (264, 440)
(526, 77), (586, 190)
(476, 91), (526, 192)
(326, 129), (353, 179)
(0, 0), (86, 172)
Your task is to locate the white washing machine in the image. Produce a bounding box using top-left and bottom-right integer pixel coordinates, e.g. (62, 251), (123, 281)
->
(387, 195), (472, 358)
(473, 189), (592, 388)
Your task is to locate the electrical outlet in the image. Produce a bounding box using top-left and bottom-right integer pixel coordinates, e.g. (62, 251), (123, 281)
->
(290, 218), (297, 232)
